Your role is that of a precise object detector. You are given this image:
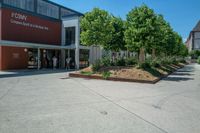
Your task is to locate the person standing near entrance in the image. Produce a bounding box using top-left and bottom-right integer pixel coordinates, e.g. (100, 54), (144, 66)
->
(52, 56), (58, 69)
(66, 57), (71, 70)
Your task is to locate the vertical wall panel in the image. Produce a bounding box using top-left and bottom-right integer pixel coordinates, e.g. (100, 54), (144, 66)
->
(1, 46), (28, 70)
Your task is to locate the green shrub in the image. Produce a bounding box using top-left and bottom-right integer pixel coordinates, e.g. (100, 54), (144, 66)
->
(178, 58), (186, 64)
(138, 61), (151, 69)
(170, 57), (178, 64)
(160, 56), (177, 65)
(114, 58), (126, 66)
(160, 57), (170, 65)
(125, 57), (138, 66)
(102, 71), (112, 79)
(150, 58), (161, 68)
(197, 57), (200, 64)
(190, 50), (200, 59)
(101, 57), (111, 67)
(92, 60), (102, 72)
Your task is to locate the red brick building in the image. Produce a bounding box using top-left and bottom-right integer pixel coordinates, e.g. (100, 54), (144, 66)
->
(0, 0), (89, 70)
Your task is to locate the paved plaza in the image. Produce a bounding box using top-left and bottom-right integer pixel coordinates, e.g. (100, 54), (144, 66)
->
(0, 64), (200, 133)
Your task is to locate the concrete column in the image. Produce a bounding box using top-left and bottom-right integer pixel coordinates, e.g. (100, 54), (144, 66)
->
(61, 23), (65, 46)
(192, 32), (194, 50)
(37, 48), (40, 70)
(99, 47), (103, 59)
(89, 46), (93, 64)
(61, 49), (66, 68)
(75, 48), (80, 69)
(68, 49), (70, 58)
(75, 18), (80, 69)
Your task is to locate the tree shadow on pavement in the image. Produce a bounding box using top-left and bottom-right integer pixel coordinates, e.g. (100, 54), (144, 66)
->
(162, 64), (195, 82)
(162, 77), (194, 82)
(171, 72), (194, 76)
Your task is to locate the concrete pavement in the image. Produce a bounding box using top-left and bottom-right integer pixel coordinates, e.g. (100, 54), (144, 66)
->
(0, 64), (200, 133)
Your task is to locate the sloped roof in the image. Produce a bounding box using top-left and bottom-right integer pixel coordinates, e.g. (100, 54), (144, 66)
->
(192, 20), (200, 31)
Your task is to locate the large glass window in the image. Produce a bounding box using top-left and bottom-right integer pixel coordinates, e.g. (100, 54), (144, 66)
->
(61, 8), (75, 17)
(3, 0), (34, 12)
(37, 0), (59, 19)
(194, 39), (200, 49)
(65, 27), (76, 45)
(195, 32), (200, 39)
(80, 49), (89, 68)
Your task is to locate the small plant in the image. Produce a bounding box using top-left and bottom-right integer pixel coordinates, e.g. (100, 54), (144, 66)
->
(92, 60), (102, 72)
(80, 71), (93, 76)
(102, 71), (112, 79)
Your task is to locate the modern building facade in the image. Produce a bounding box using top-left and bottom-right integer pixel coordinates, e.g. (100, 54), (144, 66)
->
(0, 0), (92, 70)
(186, 20), (200, 52)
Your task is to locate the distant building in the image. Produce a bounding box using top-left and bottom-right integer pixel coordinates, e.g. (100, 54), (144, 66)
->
(186, 20), (200, 51)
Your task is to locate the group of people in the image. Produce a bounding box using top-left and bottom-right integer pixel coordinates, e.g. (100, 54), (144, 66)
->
(52, 56), (72, 70)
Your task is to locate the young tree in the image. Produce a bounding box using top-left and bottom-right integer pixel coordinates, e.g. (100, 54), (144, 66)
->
(172, 32), (183, 55)
(105, 16), (126, 52)
(124, 5), (159, 62)
(80, 8), (114, 48)
(179, 44), (188, 57)
(152, 15), (172, 57)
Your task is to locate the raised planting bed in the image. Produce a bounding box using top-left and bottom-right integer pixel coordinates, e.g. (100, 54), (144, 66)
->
(69, 63), (187, 84)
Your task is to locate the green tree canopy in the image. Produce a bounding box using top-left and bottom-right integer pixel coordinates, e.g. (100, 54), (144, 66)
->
(105, 16), (126, 51)
(124, 4), (186, 59)
(152, 15), (172, 56)
(124, 5), (160, 61)
(124, 5), (158, 52)
(81, 6), (187, 59)
(179, 44), (189, 57)
(80, 8), (114, 48)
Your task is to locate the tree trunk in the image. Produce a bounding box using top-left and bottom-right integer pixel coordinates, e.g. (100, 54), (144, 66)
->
(152, 49), (156, 59)
(139, 48), (145, 63)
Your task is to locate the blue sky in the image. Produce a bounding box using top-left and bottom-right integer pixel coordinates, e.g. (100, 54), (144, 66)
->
(50, 0), (200, 41)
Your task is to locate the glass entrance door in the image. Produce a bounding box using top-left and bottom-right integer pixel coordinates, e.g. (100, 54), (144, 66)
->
(41, 49), (61, 69)
(27, 49), (38, 69)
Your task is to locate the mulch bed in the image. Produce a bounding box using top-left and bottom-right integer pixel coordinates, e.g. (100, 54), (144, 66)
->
(69, 64), (187, 84)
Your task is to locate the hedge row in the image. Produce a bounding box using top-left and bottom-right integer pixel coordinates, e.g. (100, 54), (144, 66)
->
(92, 57), (186, 72)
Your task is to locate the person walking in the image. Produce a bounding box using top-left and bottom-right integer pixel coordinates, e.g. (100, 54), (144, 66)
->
(52, 56), (57, 69)
(66, 57), (71, 70)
